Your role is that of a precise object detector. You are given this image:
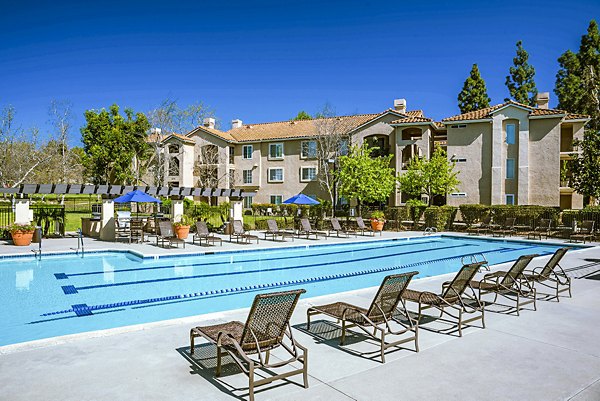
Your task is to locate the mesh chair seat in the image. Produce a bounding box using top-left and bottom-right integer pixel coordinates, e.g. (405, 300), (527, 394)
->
(192, 321), (245, 349)
(402, 289), (453, 305)
(308, 302), (371, 324)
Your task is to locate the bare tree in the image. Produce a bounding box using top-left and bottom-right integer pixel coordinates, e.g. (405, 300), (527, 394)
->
(313, 104), (351, 216)
(48, 99), (74, 183)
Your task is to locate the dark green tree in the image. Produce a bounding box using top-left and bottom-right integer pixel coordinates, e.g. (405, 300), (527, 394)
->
(555, 20), (600, 130)
(570, 130), (600, 204)
(81, 104), (151, 184)
(292, 111), (312, 121)
(458, 64), (491, 113)
(505, 41), (538, 105)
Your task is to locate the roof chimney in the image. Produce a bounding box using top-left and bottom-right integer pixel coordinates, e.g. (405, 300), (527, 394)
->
(231, 119), (243, 129)
(535, 92), (550, 109)
(203, 117), (215, 129)
(394, 99), (407, 113)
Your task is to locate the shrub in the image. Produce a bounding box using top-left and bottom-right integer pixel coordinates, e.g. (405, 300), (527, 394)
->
(406, 199), (427, 224)
(424, 206), (457, 231)
(459, 204), (489, 226)
(370, 210), (385, 221)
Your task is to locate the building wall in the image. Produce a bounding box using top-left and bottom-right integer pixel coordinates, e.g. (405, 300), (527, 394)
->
(446, 122), (492, 206)
(529, 118), (562, 206)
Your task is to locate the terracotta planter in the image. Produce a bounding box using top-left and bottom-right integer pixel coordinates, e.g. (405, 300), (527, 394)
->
(174, 225), (190, 239)
(371, 220), (385, 231)
(11, 230), (34, 246)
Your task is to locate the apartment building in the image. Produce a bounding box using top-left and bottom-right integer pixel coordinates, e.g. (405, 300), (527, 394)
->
(156, 95), (588, 209)
(443, 93), (589, 209)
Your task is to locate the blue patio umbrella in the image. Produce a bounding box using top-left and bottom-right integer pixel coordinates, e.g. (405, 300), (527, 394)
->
(282, 194), (320, 205)
(114, 189), (161, 204)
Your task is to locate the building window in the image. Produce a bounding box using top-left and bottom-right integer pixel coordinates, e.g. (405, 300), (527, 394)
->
(301, 141), (317, 159)
(270, 195), (283, 205)
(300, 166), (317, 182)
(506, 123), (516, 145)
(243, 169), (253, 184)
(506, 194), (515, 205)
(242, 145), (253, 159)
(339, 139), (349, 156)
(243, 196), (253, 208)
(506, 158), (515, 179)
(450, 193), (467, 198)
(450, 124), (467, 129)
(268, 143), (284, 159)
(268, 168), (284, 182)
(229, 146), (234, 164)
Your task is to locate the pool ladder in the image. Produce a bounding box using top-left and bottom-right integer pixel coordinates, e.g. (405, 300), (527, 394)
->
(31, 227), (42, 260)
(70, 228), (85, 256)
(461, 253), (490, 271)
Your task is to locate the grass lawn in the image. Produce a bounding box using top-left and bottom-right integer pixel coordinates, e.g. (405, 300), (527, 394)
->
(65, 212), (90, 232)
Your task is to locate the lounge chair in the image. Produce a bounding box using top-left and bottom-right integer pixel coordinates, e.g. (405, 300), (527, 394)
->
(190, 289), (308, 401)
(129, 219), (144, 243)
(328, 218), (356, 238)
(297, 218), (327, 240)
(306, 271), (419, 363)
(402, 262), (486, 337)
(356, 216), (377, 236)
(116, 210), (131, 229)
(570, 220), (595, 243)
(524, 247), (571, 300)
(491, 217), (516, 237)
(526, 218), (552, 240)
(230, 220), (259, 244)
(115, 219), (131, 242)
(263, 219), (295, 242)
(470, 254), (538, 315)
(156, 221), (185, 248)
(467, 215), (492, 236)
(192, 221), (222, 246)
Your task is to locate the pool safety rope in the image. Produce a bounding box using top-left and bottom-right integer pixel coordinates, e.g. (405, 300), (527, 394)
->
(39, 247), (549, 318)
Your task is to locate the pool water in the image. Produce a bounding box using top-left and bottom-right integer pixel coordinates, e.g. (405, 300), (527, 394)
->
(0, 236), (572, 346)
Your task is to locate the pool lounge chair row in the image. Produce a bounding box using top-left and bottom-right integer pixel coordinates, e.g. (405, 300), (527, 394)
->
(188, 247), (572, 400)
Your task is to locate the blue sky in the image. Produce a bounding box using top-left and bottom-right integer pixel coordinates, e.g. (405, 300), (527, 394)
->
(1, 0), (598, 143)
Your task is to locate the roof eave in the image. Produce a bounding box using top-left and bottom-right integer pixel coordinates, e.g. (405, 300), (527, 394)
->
(442, 119), (493, 124)
(529, 114), (567, 120)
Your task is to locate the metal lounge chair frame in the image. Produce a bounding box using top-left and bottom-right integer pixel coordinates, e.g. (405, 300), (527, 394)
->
(328, 218), (356, 238)
(470, 254), (538, 316)
(570, 220), (595, 244)
(190, 289), (308, 401)
(264, 219), (295, 242)
(192, 221), (222, 246)
(230, 220), (259, 244)
(356, 216), (377, 236)
(156, 221), (185, 248)
(297, 218), (327, 240)
(306, 271), (419, 363)
(492, 217), (516, 237)
(524, 247), (571, 301)
(402, 262), (486, 337)
(467, 215), (492, 236)
(526, 218), (552, 240)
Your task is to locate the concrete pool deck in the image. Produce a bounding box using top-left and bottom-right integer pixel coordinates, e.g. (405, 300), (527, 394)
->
(1, 232), (600, 400)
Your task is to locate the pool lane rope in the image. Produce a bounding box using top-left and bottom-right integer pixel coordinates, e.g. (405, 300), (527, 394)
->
(40, 248), (552, 318)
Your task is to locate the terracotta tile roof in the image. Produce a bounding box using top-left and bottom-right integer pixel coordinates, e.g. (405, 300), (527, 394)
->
(565, 113), (590, 120)
(389, 116), (433, 124)
(405, 110), (424, 117)
(188, 125), (236, 142)
(146, 132), (195, 144)
(166, 133), (195, 144)
(225, 113), (387, 142)
(442, 100), (589, 122)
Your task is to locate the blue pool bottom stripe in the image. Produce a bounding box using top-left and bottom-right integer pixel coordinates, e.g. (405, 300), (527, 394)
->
(61, 285), (78, 295)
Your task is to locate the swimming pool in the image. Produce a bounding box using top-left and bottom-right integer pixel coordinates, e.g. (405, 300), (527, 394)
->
(0, 235), (576, 346)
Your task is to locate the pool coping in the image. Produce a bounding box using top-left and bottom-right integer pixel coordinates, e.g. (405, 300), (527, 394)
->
(0, 233), (595, 353)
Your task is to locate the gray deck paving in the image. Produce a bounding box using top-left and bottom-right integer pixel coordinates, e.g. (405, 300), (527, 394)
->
(1, 232), (599, 400)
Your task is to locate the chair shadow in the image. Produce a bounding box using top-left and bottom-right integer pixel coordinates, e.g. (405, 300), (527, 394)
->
(176, 343), (304, 400)
(293, 318), (415, 362)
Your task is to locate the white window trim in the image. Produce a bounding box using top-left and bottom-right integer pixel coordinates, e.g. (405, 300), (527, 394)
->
(243, 169), (253, 184)
(506, 158), (515, 179)
(270, 195), (283, 205)
(268, 167), (284, 183)
(268, 143), (284, 160)
(300, 166), (318, 182)
(242, 145), (253, 160)
(506, 194), (515, 205)
(300, 140), (317, 159)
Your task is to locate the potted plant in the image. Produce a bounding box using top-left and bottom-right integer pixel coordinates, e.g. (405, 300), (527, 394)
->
(173, 215), (194, 239)
(10, 222), (36, 246)
(370, 210), (386, 231)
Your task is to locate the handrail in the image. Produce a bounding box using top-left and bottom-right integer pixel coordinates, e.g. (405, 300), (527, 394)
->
(461, 252), (490, 271)
(31, 226), (42, 260)
(70, 228), (85, 256)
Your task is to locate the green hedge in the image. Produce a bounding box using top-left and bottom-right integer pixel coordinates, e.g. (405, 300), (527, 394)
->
(459, 204), (489, 226)
(488, 205), (559, 226)
(425, 206), (458, 231)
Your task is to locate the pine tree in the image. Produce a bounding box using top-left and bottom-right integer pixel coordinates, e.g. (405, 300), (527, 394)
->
(555, 20), (600, 130)
(458, 64), (491, 113)
(505, 41), (538, 106)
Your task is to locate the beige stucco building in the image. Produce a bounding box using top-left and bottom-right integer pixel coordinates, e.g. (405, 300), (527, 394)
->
(154, 95), (588, 209)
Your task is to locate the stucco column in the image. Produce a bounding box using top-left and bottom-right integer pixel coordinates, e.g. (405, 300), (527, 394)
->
(517, 120), (530, 205)
(99, 200), (115, 241)
(171, 200), (184, 223)
(491, 117), (504, 204)
(14, 199), (31, 224)
(230, 200), (243, 222)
